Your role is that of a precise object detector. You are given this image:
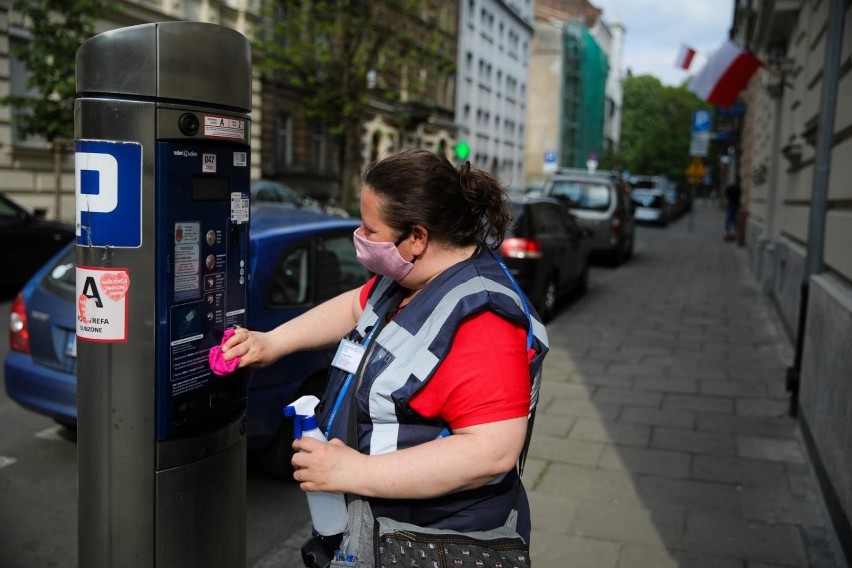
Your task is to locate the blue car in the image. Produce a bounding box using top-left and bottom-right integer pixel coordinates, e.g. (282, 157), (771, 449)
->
(4, 203), (368, 477)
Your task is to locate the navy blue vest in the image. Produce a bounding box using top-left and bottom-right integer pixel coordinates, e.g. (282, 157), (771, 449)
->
(317, 247), (548, 537)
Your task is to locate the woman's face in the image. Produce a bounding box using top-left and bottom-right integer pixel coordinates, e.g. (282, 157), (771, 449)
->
(357, 185), (398, 243)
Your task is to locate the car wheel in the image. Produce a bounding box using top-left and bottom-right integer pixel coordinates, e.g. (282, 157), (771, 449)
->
(538, 275), (558, 322)
(259, 373), (327, 479)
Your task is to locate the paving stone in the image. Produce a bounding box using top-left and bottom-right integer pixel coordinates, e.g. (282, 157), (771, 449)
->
(700, 380), (768, 397)
(527, 489), (579, 533)
(619, 406), (696, 429)
(529, 531), (620, 568)
(569, 500), (684, 547)
(539, 380), (593, 401)
(532, 411), (575, 437)
(663, 393), (734, 414)
(593, 387), (663, 407)
(618, 544), (682, 568)
(690, 454), (789, 487)
(527, 433), (605, 466)
(736, 399), (791, 417)
(637, 476), (741, 514)
(682, 511), (807, 566)
(598, 445), (690, 478)
(737, 436), (806, 464)
(571, 372), (634, 389)
(534, 462), (641, 506)
(569, 416), (651, 446)
(652, 427), (738, 456)
(695, 414), (797, 438)
(738, 484), (824, 525)
(632, 377), (699, 394)
(545, 397), (621, 420)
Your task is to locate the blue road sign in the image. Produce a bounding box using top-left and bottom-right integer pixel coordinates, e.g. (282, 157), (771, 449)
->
(75, 140), (143, 248)
(692, 110), (712, 134)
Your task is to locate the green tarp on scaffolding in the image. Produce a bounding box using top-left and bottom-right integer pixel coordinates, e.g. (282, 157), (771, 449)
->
(561, 22), (609, 169)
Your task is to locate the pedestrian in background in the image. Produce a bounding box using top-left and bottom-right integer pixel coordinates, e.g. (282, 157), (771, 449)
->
(222, 150), (548, 566)
(724, 181), (742, 240)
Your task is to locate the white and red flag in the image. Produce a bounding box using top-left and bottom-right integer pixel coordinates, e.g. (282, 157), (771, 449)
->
(675, 44), (696, 70)
(689, 39), (763, 108)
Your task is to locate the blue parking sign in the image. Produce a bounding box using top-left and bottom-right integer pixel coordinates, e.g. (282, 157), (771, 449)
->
(75, 140), (143, 248)
(692, 110), (712, 134)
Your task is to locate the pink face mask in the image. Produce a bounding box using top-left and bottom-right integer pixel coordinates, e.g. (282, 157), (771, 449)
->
(353, 229), (415, 281)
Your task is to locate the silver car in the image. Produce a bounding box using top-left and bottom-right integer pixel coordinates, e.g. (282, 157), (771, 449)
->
(542, 170), (635, 265)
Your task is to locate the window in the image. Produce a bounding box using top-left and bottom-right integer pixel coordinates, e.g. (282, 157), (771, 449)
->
(267, 233), (370, 307)
(310, 122), (326, 171)
(549, 182), (612, 211)
(8, 31), (45, 148)
(276, 113), (293, 170)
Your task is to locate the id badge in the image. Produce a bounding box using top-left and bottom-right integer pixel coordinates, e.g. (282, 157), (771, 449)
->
(331, 338), (366, 375)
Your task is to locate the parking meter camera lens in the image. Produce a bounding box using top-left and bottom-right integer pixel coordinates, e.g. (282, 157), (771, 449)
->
(179, 113), (199, 136)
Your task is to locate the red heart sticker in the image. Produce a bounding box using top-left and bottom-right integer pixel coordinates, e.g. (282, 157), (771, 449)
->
(100, 272), (130, 302)
(78, 294), (89, 324)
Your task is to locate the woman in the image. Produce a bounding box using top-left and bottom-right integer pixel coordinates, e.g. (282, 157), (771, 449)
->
(222, 150), (548, 542)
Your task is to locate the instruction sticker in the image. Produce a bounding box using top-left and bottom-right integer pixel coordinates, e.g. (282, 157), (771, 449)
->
(203, 115), (245, 140)
(76, 266), (130, 342)
(231, 192), (249, 223)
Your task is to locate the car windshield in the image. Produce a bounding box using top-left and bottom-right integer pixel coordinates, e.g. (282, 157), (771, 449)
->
(631, 179), (658, 190)
(548, 181), (611, 211)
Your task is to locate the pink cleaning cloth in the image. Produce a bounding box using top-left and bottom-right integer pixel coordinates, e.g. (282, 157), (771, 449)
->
(209, 328), (240, 376)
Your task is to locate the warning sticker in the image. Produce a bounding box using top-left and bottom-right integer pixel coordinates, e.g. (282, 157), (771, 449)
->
(204, 115), (245, 140)
(76, 266), (130, 342)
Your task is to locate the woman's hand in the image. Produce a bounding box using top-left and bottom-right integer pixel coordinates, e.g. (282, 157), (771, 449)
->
(292, 437), (367, 493)
(220, 327), (278, 368)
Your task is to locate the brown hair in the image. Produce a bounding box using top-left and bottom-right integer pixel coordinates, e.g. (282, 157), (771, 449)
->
(363, 150), (511, 248)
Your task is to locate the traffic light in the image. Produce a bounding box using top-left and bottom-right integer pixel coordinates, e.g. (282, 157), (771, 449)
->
(454, 140), (470, 161)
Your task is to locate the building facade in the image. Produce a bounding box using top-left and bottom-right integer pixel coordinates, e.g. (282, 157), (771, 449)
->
(734, 1), (852, 559)
(456, 0), (534, 189)
(0, 0), (264, 222)
(525, 0), (621, 184)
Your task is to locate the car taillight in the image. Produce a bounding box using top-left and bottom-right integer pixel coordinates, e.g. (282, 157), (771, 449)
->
(610, 213), (622, 234)
(499, 237), (543, 259)
(9, 293), (30, 354)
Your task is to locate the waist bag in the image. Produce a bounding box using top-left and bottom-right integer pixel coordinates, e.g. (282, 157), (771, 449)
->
(327, 495), (530, 568)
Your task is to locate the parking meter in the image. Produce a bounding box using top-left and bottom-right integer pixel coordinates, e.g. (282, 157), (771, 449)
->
(75, 23), (251, 568)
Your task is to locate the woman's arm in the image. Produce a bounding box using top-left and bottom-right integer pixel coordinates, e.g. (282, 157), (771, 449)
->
(292, 416), (527, 498)
(222, 286), (364, 368)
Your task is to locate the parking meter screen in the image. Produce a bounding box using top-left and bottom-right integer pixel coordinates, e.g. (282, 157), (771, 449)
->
(156, 141), (250, 439)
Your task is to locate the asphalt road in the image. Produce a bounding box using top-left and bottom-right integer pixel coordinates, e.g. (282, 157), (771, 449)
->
(0, 300), (312, 568)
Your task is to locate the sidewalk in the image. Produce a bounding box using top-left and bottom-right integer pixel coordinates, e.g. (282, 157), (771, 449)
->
(527, 200), (842, 567)
(253, 200), (843, 568)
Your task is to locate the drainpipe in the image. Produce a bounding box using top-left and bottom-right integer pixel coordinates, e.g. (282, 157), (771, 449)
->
(786, 0), (847, 416)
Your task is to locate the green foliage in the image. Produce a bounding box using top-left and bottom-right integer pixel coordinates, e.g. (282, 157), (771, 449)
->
(614, 74), (712, 181)
(256, 0), (457, 134)
(2, 0), (118, 143)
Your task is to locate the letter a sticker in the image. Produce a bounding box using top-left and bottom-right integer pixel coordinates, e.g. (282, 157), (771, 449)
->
(76, 265), (130, 342)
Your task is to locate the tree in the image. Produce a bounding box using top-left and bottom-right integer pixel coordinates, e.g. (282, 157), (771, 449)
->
(256, 0), (456, 209)
(3, 0), (117, 143)
(615, 74), (711, 181)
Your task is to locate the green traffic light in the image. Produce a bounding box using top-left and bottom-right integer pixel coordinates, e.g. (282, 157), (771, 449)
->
(454, 140), (470, 160)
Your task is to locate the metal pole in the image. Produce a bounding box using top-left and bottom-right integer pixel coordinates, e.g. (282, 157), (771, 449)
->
(787, 0), (847, 414)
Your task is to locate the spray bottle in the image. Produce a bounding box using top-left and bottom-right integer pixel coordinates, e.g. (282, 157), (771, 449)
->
(284, 395), (348, 535)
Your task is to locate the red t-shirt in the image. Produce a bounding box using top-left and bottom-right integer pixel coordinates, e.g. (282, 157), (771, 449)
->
(359, 277), (531, 430)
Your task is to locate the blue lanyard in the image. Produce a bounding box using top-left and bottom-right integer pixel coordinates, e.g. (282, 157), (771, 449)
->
(489, 249), (534, 351)
(323, 320), (382, 440)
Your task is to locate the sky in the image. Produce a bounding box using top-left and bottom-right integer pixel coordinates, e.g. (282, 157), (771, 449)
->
(592, 0), (736, 86)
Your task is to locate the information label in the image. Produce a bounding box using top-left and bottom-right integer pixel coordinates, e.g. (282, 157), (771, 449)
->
(76, 266), (130, 342)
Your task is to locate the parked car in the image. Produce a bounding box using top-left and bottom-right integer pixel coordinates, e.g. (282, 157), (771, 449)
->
(542, 170), (634, 265)
(4, 204), (369, 477)
(0, 192), (75, 300)
(629, 175), (672, 225)
(665, 183), (693, 219)
(498, 197), (590, 322)
(251, 179), (349, 217)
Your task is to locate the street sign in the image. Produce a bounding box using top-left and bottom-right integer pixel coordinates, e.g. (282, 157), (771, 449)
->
(685, 156), (706, 183)
(690, 109), (712, 157)
(543, 150), (557, 173)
